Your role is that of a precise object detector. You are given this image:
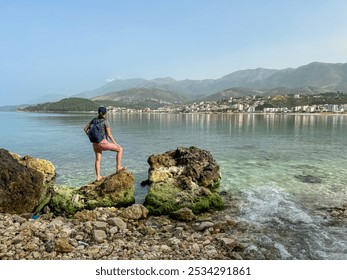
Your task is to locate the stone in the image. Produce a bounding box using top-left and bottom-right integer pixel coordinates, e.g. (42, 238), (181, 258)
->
(170, 207), (196, 221)
(144, 147), (224, 215)
(121, 204), (148, 220)
(295, 174), (322, 184)
(197, 221), (214, 231)
(192, 243), (201, 253)
(94, 230), (107, 243)
(55, 238), (74, 253)
(161, 245), (171, 252)
(107, 217), (127, 230)
(12, 153), (56, 183)
(203, 245), (218, 258)
(0, 149), (55, 214)
(109, 226), (119, 234)
(94, 221), (108, 230)
(75, 210), (97, 221)
(218, 237), (238, 251)
(50, 170), (135, 215)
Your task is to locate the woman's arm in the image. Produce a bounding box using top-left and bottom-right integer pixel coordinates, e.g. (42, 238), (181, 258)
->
(106, 127), (117, 144)
(84, 122), (90, 135)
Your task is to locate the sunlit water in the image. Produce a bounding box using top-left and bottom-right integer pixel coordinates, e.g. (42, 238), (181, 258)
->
(1, 112), (347, 259)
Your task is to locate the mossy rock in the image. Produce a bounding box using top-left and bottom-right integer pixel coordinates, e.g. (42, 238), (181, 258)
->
(50, 170), (135, 216)
(144, 181), (224, 215)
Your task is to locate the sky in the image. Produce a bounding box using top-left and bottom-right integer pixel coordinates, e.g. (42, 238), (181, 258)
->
(1, 0), (347, 106)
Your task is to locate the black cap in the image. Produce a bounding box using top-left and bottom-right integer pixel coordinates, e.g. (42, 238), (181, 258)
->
(98, 106), (107, 114)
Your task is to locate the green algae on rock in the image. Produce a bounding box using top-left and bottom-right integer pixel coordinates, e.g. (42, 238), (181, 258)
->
(50, 170), (135, 216)
(144, 147), (224, 215)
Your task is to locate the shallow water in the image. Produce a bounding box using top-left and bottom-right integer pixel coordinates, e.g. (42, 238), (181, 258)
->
(1, 112), (346, 259)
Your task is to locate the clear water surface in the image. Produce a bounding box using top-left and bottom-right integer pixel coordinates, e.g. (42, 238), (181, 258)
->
(1, 112), (346, 259)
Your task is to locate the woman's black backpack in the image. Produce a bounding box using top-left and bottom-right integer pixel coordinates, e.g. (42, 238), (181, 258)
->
(88, 118), (104, 143)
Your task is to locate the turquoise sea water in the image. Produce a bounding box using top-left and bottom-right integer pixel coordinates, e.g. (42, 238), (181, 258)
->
(1, 112), (347, 259)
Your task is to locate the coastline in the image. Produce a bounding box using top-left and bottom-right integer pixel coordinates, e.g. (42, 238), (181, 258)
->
(12, 110), (347, 116)
(0, 194), (251, 260)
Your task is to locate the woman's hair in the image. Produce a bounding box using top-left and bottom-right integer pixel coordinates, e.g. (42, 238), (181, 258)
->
(98, 107), (107, 118)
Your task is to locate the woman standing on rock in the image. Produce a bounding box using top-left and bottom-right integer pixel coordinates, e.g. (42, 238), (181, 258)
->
(84, 106), (125, 181)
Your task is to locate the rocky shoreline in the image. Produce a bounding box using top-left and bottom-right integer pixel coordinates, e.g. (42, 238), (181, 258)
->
(1, 147), (346, 260)
(1, 146), (248, 260)
(0, 194), (254, 260)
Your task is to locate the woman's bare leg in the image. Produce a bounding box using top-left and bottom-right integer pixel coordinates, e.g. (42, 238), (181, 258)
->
(95, 152), (104, 180)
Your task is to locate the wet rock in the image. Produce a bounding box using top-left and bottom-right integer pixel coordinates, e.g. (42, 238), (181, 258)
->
(144, 147), (224, 215)
(295, 174), (322, 184)
(0, 149), (55, 214)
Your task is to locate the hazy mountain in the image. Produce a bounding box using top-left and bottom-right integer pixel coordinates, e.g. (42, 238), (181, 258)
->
(256, 62), (347, 90)
(26, 93), (68, 104)
(0, 104), (31, 111)
(92, 87), (187, 108)
(199, 86), (332, 102)
(79, 62), (347, 101)
(198, 88), (263, 101)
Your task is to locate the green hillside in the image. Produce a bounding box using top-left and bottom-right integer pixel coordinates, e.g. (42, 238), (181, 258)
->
(19, 97), (100, 112)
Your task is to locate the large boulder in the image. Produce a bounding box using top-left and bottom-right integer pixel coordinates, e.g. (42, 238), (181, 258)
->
(50, 170), (135, 215)
(0, 149), (55, 214)
(144, 146), (224, 215)
(11, 153), (56, 183)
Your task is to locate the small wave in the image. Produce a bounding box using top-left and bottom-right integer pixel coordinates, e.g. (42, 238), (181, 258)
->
(238, 184), (347, 259)
(240, 184), (313, 226)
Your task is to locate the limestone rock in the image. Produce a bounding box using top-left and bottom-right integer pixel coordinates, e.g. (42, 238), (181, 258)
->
(12, 153), (56, 183)
(144, 147), (224, 215)
(0, 149), (54, 214)
(121, 204), (149, 220)
(50, 170), (135, 215)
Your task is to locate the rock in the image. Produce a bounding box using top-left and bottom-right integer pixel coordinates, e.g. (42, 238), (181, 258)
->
(109, 226), (119, 234)
(75, 210), (97, 221)
(94, 221), (108, 230)
(50, 170), (135, 215)
(144, 147), (224, 215)
(161, 245), (171, 252)
(203, 245), (218, 258)
(170, 207), (196, 221)
(107, 217), (127, 231)
(217, 237), (239, 251)
(192, 243), (201, 253)
(121, 204), (149, 220)
(55, 237), (74, 253)
(197, 221), (214, 231)
(93, 230), (107, 243)
(12, 153), (56, 183)
(0, 149), (55, 214)
(295, 174), (322, 184)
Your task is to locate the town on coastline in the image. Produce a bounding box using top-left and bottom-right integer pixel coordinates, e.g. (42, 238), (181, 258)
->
(104, 93), (347, 114)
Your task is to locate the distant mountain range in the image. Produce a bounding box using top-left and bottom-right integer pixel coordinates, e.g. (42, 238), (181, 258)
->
(75, 62), (347, 101)
(92, 87), (187, 108)
(2, 61), (347, 111)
